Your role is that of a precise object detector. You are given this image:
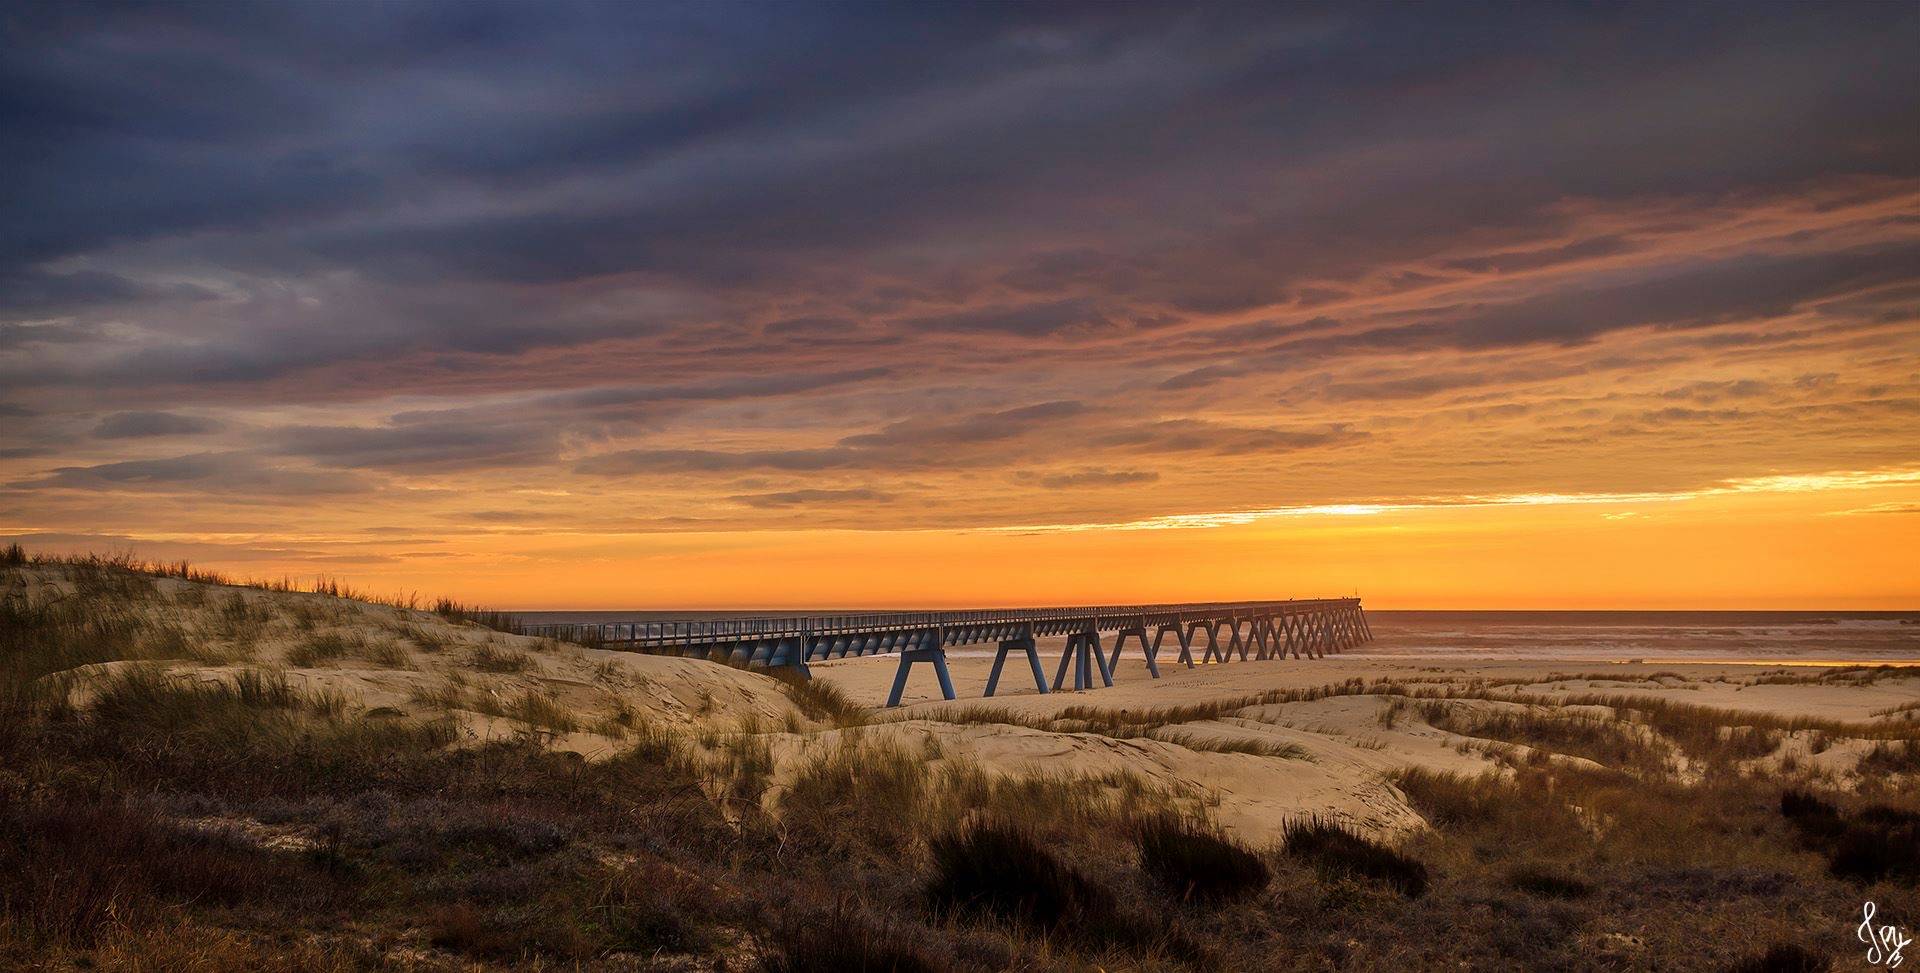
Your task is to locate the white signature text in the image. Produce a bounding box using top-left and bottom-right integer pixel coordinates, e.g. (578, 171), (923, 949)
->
(1862, 901), (1913, 969)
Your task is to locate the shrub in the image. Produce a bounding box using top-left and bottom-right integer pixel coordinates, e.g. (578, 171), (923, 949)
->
(1281, 817), (1429, 897)
(0, 796), (328, 947)
(925, 822), (1109, 928)
(768, 668), (868, 726)
(1134, 815), (1269, 902)
(593, 858), (713, 953)
(1859, 740), (1920, 775)
(1778, 789), (1920, 884)
(505, 688), (578, 734)
(1780, 787), (1844, 841)
(1504, 864), (1593, 899)
(758, 900), (947, 973)
(473, 644), (533, 673)
(1723, 941), (1830, 973)
(287, 632), (354, 667)
(1824, 807), (1920, 884)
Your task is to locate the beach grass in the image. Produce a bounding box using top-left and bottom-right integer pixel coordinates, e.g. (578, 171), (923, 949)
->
(2, 550), (1917, 970)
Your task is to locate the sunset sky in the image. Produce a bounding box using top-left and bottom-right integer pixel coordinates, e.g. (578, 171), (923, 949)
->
(3, 4), (1917, 609)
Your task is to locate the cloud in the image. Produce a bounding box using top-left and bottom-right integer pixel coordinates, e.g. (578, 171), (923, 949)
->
(2, 4), (1916, 547)
(901, 299), (1176, 338)
(1024, 468), (1160, 489)
(576, 447), (865, 476)
(18, 453), (372, 496)
(730, 488), (895, 508)
(93, 411), (225, 439)
(1098, 420), (1364, 456)
(1830, 502), (1920, 515)
(1412, 244), (1920, 350)
(267, 420), (559, 472)
(839, 401), (1087, 449)
(1439, 236), (1633, 275)
(578, 401), (1092, 476)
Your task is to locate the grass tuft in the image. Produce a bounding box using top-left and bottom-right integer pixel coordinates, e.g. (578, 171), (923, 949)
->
(1723, 942), (1830, 973)
(1134, 814), (1269, 903)
(756, 900), (946, 973)
(1281, 816), (1429, 897)
(925, 822), (1110, 929)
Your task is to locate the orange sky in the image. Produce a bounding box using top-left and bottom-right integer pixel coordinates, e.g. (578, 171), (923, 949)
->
(3, 7), (1918, 609)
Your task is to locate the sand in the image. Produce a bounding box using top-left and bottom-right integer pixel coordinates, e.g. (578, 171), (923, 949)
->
(801, 646), (1920, 840)
(25, 565), (1920, 846)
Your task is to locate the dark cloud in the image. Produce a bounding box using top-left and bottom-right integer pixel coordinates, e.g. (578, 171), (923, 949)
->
(0, 532), (352, 562)
(267, 419), (559, 472)
(1439, 236), (1633, 275)
(729, 488), (895, 508)
(839, 401), (1087, 450)
(93, 411), (225, 439)
(901, 299), (1176, 338)
(3, 4), (1911, 356)
(576, 447), (865, 476)
(1657, 380), (1773, 404)
(1026, 469), (1160, 489)
(1098, 420), (1364, 456)
(2, 3), (1916, 543)
(1424, 244), (1920, 350)
(444, 510), (549, 524)
(17, 453), (373, 496)
(579, 400), (1090, 476)
(537, 367), (891, 414)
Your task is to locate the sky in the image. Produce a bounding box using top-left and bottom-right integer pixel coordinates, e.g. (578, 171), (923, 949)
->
(2, 3), (1918, 609)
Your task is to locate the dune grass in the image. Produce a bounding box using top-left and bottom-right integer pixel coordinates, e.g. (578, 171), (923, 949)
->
(5, 551), (1919, 970)
(1281, 816), (1429, 897)
(1134, 814), (1270, 903)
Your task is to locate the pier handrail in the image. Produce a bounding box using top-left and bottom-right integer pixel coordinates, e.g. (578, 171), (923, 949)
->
(523, 597), (1360, 647)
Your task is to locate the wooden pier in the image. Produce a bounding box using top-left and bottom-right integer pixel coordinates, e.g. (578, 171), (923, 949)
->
(526, 598), (1370, 707)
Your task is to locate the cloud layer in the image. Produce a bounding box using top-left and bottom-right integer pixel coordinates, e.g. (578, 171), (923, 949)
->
(2, 3), (1917, 589)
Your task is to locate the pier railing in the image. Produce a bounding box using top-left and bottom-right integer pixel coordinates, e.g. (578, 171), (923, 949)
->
(523, 597), (1371, 705)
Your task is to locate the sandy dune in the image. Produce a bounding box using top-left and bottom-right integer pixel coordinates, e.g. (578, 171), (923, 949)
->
(20, 564), (1919, 846)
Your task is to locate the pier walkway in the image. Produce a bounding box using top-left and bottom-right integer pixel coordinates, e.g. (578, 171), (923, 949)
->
(526, 598), (1370, 706)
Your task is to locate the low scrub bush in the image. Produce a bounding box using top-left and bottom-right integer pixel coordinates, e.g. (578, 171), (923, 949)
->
(757, 900), (947, 973)
(768, 668), (868, 726)
(1779, 788), (1920, 884)
(1859, 739), (1920, 775)
(1723, 941), (1830, 973)
(473, 643), (534, 673)
(1281, 816), (1428, 897)
(0, 795), (331, 948)
(925, 822), (1110, 929)
(1504, 863), (1594, 899)
(1134, 814), (1269, 903)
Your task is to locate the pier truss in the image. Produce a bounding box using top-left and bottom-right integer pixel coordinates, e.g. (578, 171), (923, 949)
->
(526, 598), (1369, 707)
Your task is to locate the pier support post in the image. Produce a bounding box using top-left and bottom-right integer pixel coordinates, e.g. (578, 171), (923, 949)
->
(1163, 623), (1196, 668)
(984, 632), (1048, 698)
(885, 638), (956, 708)
(792, 618), (813, 679)
(1052, 631), (1114, 691)
(1191, 620), (1220, 664)
(1105, 626), (1161, 679)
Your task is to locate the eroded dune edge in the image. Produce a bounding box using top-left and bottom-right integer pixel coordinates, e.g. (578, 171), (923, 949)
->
(4, 555), (1918, 971)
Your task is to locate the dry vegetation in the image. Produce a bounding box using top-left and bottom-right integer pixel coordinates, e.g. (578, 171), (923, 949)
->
(3, 545), (1918, 971)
